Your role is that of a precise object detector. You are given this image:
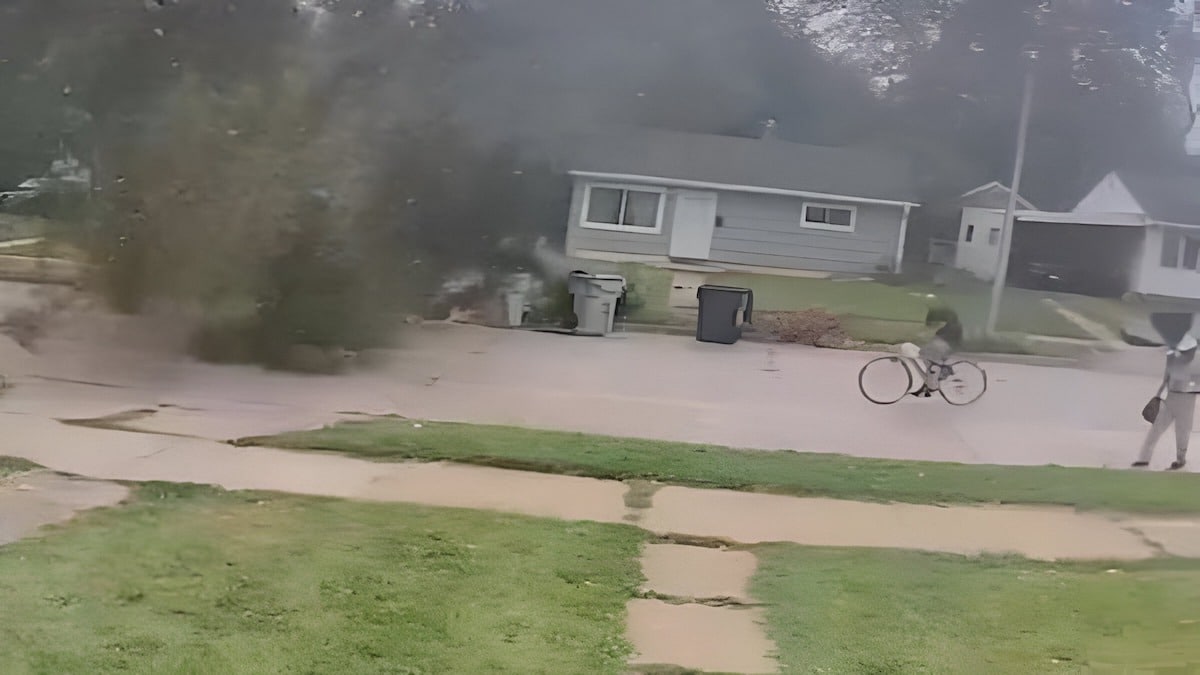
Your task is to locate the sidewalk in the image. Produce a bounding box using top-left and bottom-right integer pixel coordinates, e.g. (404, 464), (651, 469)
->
(6, 410), (1200, 673)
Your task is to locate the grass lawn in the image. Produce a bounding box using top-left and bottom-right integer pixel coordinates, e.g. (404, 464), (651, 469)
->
(0, 482), (644, 674)
(251, 420), (1200, 514)
(712, 274), (930, 323)
(708, 272), (1130, 343)
(933, 285), (1128, 341)
(0, 455), (40, 478)
(753, 546), (1200, 673)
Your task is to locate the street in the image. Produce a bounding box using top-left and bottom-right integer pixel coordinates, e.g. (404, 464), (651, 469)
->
(1, 311), (1179, 471)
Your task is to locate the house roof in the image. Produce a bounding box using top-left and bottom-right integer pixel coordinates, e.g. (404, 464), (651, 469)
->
(959, 181), (1036, 210)
(561, 128), (919, 205)
(1116, 169), (1200, 225)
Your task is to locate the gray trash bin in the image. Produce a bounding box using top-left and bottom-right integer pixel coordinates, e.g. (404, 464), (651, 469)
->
(696, 285), (753, 344)
(567, 271), (626, 336)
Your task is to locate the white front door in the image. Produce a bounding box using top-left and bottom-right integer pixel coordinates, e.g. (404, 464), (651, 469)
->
(669, 190), (718, 260)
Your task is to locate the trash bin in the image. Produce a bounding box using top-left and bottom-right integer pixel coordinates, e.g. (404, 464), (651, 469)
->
(696, 285), (753, 344)
(567, 271), (626, 336)
(501, 272), (533, 328)
(502, 291), (529, 327)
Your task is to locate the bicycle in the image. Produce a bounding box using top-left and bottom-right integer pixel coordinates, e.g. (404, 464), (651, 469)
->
(858, 344), (987, 406)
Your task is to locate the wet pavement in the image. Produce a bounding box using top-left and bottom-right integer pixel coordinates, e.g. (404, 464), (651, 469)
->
(0, 316), (1185, 471)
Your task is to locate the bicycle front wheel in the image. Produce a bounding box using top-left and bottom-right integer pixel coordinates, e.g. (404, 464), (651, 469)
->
(858, 356), (914, 405)
(939, 361), (987, 406)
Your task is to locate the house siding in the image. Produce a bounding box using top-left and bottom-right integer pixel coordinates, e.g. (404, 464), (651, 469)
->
(953, 207), (1005, 281)
(709, 192), (903, 274)
(1134, 226), (1200, 301)
(565, 179), (674, 258)
(564, 178), (907, 274)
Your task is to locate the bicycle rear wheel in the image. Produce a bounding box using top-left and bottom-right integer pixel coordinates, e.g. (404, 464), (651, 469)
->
(938, 361), (987, 406)
(858, 356), (914, 405)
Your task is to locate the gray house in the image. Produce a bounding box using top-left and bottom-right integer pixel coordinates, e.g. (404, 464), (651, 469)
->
(561, 129), (920, 278)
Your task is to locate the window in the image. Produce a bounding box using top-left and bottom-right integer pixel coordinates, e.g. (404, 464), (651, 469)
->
(801, 202), (856, 232)
(1186, 237), (1200, 270)
(964, 225), (975, 242)
(581, 185), (665, 233)
(1163, 231), (1182, 268)
(988, 227), (1001, 246)
(1162, 230), (1200, 270)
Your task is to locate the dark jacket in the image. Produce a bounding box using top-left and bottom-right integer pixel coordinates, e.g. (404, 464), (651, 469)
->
(934, 315), (963, 351)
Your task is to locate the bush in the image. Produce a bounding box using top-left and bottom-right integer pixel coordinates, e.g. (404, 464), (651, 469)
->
(758, 309), (855, 348)
(528, 280), (577, 328)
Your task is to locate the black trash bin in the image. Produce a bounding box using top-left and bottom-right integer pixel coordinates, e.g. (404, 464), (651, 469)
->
(696, 285), (753, 344)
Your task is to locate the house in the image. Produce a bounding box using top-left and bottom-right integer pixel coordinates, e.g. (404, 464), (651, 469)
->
(561, 128), (920, 282)
(1069, 169), (1200, 300)
(952, 181), (1037, 281)
(950, 168), (1200, 301)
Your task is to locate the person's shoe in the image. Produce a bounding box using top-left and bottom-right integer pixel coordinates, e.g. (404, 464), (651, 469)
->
(1131, 461), (1150, 468)
(910, 386), (928, 397)
(1169, 460), (1187, 471)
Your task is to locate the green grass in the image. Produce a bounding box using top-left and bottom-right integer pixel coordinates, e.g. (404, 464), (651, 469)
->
(753, 546), (1200, 673)
(713, 274), (930, 322)
(709, 273), (1131, 342)
(251, 420), (1200, 514)
(0, 455), (41, 478)
(1, 482), (644, 674)
(932, 285), (1123, 341)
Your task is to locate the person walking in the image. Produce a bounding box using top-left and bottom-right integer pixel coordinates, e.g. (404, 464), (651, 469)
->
(1134, 314), (1200, 471)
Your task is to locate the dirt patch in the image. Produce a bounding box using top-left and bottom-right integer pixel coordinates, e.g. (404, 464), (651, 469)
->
(756, 309), (856, 348)
(626, 599), (777, 674)
(640, 486), (1157, 561)
(0, 471), (129, 545)
(640, 544), (758, 603)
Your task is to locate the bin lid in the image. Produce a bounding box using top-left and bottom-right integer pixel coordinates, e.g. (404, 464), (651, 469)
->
(570, 272), (626, 281)
(697, 284), (751, 293)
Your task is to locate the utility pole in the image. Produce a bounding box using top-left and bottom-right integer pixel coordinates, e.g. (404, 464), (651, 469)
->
(986, 70), (1035, 335)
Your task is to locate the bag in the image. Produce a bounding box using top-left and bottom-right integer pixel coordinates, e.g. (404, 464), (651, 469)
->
(1142, 396), (1163, 424)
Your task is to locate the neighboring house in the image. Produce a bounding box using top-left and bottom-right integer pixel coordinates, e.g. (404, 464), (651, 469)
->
(952, 181), (1037, 281)
(1070, 169), (1200, 300)
(951, 169), (1200, 301)
(561, 128), (920, 279)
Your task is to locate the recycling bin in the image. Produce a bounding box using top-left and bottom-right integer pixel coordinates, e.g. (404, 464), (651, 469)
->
(696, 285), (753, 344)
(567, 271), (626, 336)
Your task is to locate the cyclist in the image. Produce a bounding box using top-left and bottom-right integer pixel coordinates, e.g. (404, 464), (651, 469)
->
(913, 307), (963, 397)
